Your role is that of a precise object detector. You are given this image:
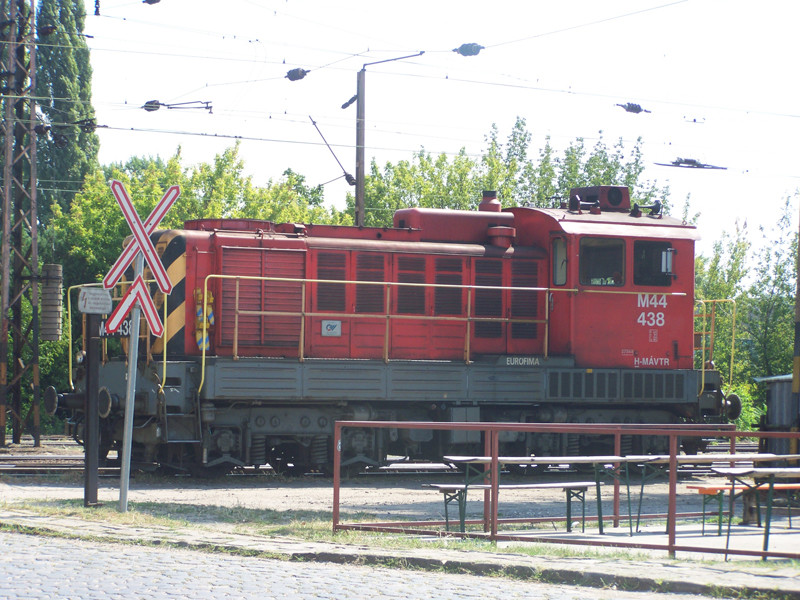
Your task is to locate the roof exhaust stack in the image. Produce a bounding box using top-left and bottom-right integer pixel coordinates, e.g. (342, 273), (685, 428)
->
(479, 190), (501, 212)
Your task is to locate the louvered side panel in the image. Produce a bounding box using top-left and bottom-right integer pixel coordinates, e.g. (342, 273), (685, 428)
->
(263, 251), (304, 348)
(220, 247), (265, 347)
(508, 258), (545, 354)
(219, 247), (305, 353)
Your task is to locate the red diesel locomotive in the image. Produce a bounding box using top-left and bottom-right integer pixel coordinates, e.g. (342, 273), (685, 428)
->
(61, 185), (731, 474)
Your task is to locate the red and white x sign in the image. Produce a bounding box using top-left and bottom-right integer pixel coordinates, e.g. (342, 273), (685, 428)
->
(105, 276), (165, 337)
(103, 181), (180, 336)
(103, 181), (180, 293)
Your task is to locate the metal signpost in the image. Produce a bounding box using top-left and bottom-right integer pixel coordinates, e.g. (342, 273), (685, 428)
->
(76, 287), (112, 506)
(102, 181), (180, 512)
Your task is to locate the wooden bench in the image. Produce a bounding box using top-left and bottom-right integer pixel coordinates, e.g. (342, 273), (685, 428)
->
(687, 483), (800, 535)
(428, 481), (595, 533)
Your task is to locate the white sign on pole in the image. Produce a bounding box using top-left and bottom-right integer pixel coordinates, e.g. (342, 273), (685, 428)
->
(77, 288), (113, 314)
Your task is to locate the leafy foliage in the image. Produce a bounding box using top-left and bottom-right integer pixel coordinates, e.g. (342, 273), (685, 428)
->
(35, 0), (99, 223)
(356, 118), (670, 227)
(739, 200), (797, 380)
(695, 196), (800, 429)
(45, 144), (350, 293)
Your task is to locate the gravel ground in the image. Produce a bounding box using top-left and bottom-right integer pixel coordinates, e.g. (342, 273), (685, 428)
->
(0, 436), (714, 522)
(0, 469), (709, 524)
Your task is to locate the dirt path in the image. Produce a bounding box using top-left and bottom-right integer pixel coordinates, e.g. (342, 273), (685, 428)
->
(0, 437), (715, 521)
(0, 470), (712, 523)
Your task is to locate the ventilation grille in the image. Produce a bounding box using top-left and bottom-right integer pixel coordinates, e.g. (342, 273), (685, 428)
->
(548, 371), (618, 400)
(547, 370), (686, 401)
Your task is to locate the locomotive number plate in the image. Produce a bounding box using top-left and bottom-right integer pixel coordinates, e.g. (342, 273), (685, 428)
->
(99, 318), (133, 337)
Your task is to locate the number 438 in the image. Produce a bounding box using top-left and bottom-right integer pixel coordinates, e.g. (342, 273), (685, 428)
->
(637, 311), (665, 327)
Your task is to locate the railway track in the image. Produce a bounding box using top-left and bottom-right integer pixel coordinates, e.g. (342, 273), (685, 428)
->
(0, 454), (120, 476)
(0, 437), (764, 478)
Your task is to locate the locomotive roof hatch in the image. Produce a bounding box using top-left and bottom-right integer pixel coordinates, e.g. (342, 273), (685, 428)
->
(393, 190), (517, 245)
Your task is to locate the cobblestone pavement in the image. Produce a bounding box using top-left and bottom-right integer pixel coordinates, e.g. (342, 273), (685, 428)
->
(0, 531), (741, 600)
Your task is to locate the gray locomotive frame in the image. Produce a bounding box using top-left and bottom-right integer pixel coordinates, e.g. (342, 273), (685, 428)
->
(96, 354), (722, 472)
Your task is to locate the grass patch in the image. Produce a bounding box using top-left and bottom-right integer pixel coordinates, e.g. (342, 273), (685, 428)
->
(0, 497), (700, 563)
(2, 496), (800, 571)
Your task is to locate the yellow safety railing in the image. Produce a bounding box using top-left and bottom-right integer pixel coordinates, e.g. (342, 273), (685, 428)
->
(66, 280), (169, 395)
(694, 298), (736, 394)
(198, 274), (566, 394)
(66, 276), (728, 405)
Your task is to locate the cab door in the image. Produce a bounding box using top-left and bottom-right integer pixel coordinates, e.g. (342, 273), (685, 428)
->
(547, 235), (572, 356)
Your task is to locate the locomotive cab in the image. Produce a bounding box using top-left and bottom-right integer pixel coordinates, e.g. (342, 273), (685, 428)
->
(509, 186), (698, 371)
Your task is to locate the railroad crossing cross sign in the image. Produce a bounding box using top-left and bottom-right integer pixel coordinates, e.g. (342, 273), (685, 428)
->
(105, 276), (164, 336)
(103, 181), (181, 336)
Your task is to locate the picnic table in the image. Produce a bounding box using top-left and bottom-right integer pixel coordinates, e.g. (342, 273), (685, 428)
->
(712, 466), (800, 559)
(441, 455), (646, 535)
(622, 453), (800, 531)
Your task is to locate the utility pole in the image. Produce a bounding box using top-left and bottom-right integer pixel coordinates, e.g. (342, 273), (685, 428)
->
(353, 52), (423, 227)
(0, 0), (40, 446)
(355, 67), (365, 227)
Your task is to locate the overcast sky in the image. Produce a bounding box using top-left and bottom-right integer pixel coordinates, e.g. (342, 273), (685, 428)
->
(82, 0), (800, 256)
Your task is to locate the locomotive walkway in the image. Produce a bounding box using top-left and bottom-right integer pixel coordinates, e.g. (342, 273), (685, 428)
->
(1, 507), (799, 598)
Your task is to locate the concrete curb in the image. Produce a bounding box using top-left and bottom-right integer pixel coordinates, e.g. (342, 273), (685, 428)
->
(2, 509), (799, 599)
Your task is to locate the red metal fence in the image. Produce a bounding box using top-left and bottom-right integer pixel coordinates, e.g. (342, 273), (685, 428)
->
(332, 421), (800, 560)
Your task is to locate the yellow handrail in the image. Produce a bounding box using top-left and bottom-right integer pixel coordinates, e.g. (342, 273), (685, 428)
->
(66, 279), (167, 391)
(67, 276), (730, 406)
(198, 274), (566, 394)
(694, 298), (736, 394)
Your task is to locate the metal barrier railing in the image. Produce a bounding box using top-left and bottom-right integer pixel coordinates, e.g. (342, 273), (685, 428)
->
(332, 420), (800, 560)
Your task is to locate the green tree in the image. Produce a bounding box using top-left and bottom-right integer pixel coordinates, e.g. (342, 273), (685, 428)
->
(47, 145), (346, 292)
(358, 118), (670, 226)
(35, 0), (99, 222)
(240, 169), (350, 225)
(532, 137), (558, 206)
(695, 222), (759, 426)
(358, 148), (479, 226)
(694, 195), (800, 430)
(555, 133), (670, 210)
(740, 198), (797, 381)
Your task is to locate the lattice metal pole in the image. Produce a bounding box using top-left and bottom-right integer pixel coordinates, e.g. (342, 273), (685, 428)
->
(0, 0), (39, 446)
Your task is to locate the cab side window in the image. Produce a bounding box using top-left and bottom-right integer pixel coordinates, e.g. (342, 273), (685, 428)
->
(579, 237), (624, 286)
(552, 238), (567, 286)
(634, 241), (673, 287)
